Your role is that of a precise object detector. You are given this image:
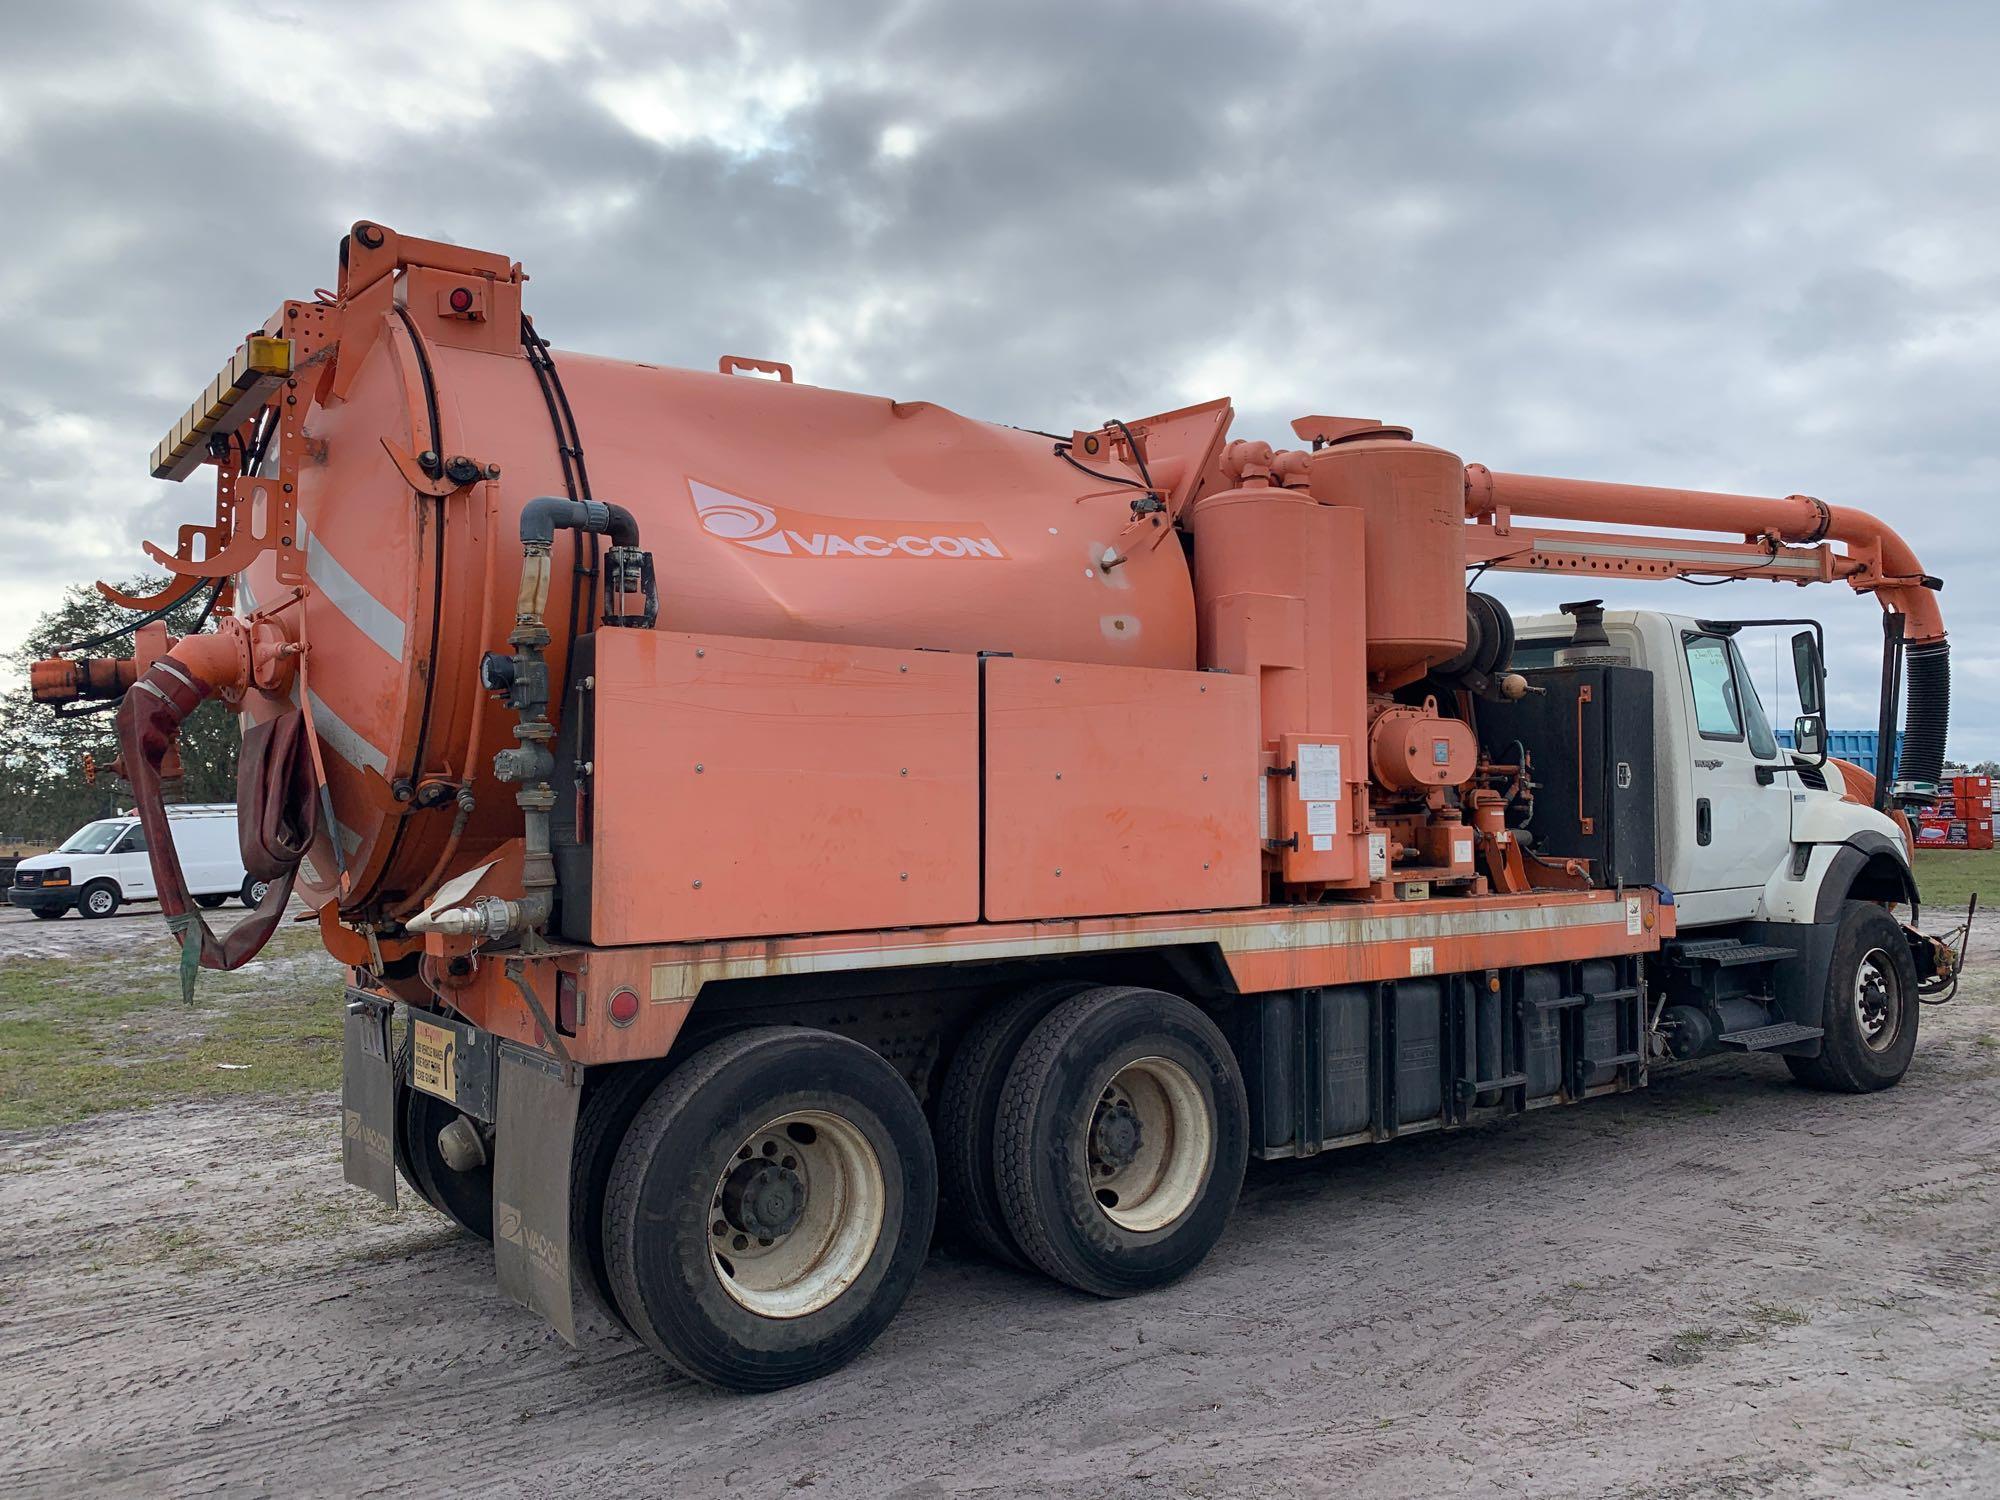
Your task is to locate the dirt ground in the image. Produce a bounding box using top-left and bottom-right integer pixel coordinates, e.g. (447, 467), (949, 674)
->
(1, 904), (1997, 1499)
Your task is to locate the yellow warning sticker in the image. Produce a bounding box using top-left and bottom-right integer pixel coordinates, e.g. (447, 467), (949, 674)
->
(411, 1019), (457, 1102)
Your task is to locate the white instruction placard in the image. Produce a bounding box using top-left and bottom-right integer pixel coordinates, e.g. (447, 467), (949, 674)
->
(1299, 743), (1341, 801)
(1306, 800), (1338, 835)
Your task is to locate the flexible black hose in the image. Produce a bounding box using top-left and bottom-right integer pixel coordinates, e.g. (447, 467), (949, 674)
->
(1899, 639), (1950, 795)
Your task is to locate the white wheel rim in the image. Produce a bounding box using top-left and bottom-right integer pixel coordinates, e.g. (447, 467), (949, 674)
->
(1086, 1056), (1212, 1234)
(709, 1108), (886, 1319)
(1854, 948), (1901, 1053)
(87, 890), (113, 914)
(250, 882), (269, 903)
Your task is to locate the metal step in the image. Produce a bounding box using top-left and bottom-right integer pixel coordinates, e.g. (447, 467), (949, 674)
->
(1671, 940), (1798, 969)
(1716, 1022), (1824, 1053)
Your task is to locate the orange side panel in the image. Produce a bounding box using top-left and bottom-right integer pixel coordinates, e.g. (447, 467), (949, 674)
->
(589, 631), (980, 945)
(983, 657), (1261, 921)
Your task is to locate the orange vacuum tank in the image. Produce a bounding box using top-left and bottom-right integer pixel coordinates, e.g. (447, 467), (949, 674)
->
(1306, 428), (1467, 687)
(227, 233), (1200, 923)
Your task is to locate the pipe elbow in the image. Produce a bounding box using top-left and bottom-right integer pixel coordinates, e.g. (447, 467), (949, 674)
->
(518, 496), (642, 548)
(1825, 506), (1945, 644)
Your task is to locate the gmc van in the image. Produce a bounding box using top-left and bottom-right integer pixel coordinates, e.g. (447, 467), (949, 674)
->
(7, 804), (265, 920)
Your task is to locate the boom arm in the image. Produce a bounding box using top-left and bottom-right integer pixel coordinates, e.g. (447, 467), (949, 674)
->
(1461, 463), (1949, 799)
(1462, 465), (1945, 644)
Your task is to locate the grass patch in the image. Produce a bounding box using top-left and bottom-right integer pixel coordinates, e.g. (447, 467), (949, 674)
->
(1914, 847), (2000, 914)
(0, 925), (344, 1130)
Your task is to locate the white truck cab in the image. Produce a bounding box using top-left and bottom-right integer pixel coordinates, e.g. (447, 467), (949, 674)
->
(1512, 607), (1914, 930)
(1507, 604), (1929, 1086)
(7, 804), (264, 920)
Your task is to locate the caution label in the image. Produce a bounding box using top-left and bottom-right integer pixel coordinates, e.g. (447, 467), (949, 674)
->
(411, 1018), (457, 1102)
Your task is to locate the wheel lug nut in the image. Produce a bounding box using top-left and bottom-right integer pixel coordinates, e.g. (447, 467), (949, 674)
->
(713, 1220), (728, 1237)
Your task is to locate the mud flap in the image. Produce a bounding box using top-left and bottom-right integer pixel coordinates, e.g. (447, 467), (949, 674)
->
(340, 1002), (399, 1207)
(493, 1043), (581, 1346)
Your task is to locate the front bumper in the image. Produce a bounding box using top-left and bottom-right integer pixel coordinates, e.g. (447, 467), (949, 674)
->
(7, 886), (74, 913)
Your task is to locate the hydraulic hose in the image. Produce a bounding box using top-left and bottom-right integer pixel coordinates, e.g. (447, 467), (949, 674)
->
(1899, 639), (1950, 798)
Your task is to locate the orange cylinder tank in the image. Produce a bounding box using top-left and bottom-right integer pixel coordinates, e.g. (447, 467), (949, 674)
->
(228, 235), (1199, 921)
(1307, 428), (1467, 688)
(1184, 484), (1365, 739)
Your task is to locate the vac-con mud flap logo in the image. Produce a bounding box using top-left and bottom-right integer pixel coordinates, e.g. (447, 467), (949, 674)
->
(497, 1200), (567, 1288)
(343, 1108), (391, 1168)
(691, 478), (1009, 560)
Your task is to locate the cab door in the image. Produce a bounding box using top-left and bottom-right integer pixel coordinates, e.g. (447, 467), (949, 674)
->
(1675, 630), (1792, 920)
(112, 824), (156, 899)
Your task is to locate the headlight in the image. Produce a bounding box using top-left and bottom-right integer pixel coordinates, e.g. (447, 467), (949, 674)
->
(31, 866), (69, 886)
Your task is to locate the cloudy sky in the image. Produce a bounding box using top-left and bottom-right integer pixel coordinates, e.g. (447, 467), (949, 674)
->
(2, 0), (1993, 750)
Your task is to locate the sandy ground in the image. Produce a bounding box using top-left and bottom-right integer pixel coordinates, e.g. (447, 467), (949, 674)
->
(1, 905), (1997, 1499)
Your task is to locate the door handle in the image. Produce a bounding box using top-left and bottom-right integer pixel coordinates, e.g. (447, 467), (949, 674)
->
(1696, 798), (1712, 846)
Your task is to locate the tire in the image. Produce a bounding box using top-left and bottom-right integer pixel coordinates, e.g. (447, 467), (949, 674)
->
(30, 907), (63, 921)
(570, 1060), (670, 1333)
(239, 876), (271, 909)
(194, 893), (228, 909)
(1786, 900), (1921, 1093)
(78, 882), (120, 920)
(603, 1028), (936, 1391)
(995, 986), (1248, 1298)
(397, 1082), (494, 1240)
(935, 980), (1092, 1268)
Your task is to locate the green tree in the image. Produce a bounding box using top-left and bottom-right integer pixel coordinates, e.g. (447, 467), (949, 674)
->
(0, 577), (240, 847)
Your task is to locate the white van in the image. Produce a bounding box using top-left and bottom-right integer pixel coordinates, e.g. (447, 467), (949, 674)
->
(7, 804), (266, 920)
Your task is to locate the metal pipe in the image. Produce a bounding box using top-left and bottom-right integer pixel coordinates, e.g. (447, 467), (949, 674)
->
(1463, 466), (1945, 644)
(414, 499), (645, 940)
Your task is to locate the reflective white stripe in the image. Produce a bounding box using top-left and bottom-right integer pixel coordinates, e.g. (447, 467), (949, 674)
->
(330, 814), (362, 857)
(649, 899), (1632, 1001)
(154, 658), (200, 693)
(306, 687), (388, 775)
(307, 529), (406, 661)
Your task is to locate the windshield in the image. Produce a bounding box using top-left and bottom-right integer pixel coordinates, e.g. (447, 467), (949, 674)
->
(57, 820), (129, 854)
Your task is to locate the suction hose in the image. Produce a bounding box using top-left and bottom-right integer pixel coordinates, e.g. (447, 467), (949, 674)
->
(1898, 638), (1950, 800)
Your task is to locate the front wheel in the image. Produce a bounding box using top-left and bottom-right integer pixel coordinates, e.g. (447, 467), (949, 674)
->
(995, 986), (1248, 1298)
(30, 907), (63, 921)
(194, 893), (228, 909)
(239, 876), (271, 909)
(78, 882), (120, 920)
(1787, 900), (1921, 1093)
(603, 1028), (936, 1391)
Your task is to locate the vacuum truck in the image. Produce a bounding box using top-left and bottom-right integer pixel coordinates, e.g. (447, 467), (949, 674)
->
(32, 223), (1961, 1391)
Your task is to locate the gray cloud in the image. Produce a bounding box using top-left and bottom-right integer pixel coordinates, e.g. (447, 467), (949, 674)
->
(1, 0), (1992, 751)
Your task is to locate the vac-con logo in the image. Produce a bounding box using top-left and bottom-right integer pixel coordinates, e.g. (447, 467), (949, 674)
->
(690, 479), (1009, 560)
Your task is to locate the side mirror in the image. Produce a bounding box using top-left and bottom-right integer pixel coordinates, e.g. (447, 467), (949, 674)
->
(1791, 630), (1823, 716)
(1793, 714), (1826, 762)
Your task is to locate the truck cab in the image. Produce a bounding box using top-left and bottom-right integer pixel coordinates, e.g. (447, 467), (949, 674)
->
(1508, 605), (1926, 1073)
(1513, 607), (1915, 928)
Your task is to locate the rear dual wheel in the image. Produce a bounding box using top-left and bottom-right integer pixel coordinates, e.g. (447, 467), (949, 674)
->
(992, 986), (1248, 1297)
(603, 1029), (935, 1391)
(395, 1076), (493, 1241)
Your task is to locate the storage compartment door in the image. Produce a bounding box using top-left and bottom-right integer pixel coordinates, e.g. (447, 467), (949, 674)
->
(588, 631), (980, 945)
(983, 657), (1261, 920)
